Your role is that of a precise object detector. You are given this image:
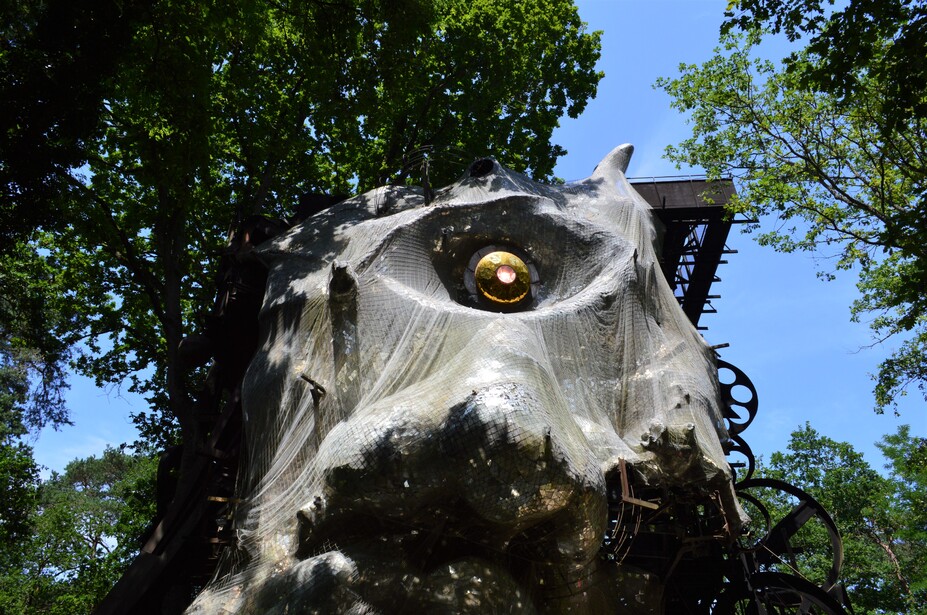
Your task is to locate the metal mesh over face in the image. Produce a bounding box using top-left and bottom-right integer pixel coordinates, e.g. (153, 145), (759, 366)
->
(187, 146), (741, 613)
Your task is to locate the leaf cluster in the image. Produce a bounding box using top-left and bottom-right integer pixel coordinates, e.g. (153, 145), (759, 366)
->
(723, 0), (927, 130)
(0, 441), (38, 565)
(0, 0), (153, 245)
(0, 242), (76, 438)
(658, 26), (927, 413)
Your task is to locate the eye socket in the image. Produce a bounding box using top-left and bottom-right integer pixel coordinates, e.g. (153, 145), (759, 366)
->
(464, 245), (539, 310)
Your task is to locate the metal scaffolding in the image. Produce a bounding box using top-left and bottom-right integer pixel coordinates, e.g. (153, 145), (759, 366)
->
(632, 176), (746, 330)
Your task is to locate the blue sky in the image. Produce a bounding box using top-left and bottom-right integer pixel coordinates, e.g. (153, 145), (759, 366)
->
(33, 0), (924, 476)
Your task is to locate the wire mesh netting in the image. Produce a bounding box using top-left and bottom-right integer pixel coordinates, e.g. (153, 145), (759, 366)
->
(187, 146), (743, 613)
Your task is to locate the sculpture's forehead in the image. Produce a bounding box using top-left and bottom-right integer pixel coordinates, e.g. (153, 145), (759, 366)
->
(266, 167), (651, 267)
(342, 191), (618, 259)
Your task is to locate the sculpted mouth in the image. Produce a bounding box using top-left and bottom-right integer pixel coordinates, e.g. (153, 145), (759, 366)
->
(294, 500), (608, 612)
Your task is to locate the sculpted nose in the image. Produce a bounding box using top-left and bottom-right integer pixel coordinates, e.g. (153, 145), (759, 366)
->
(298, 377), (607, 574)
(438, 383), (605, 557)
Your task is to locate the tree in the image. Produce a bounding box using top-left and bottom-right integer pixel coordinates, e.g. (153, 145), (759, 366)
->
(657, 23), (927, 414)
(23, 0), (601, 452)
(0, 447), (157, 614)
(722, 0), (927, 130)
(0, 243), (71, 610)
(0, 441), (38, 565)
(0, 242), (76, 438)
(876, 424), (927, 602)
(0, 442), (39, 615)
(759, 424), (927, 614)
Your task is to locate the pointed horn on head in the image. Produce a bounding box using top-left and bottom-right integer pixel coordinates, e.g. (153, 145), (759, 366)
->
(589, 144), (634, 184)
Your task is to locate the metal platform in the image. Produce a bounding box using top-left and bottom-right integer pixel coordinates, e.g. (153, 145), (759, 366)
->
(632, 176), (743, 330)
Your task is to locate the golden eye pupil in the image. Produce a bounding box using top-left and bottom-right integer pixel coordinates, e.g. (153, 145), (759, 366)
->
(496, 265), (517, 284)
(474, 251), (530, 304)
(463, 244), (538, 310)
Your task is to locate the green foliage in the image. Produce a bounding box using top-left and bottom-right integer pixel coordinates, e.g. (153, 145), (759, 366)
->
(0, 447), (157, 614)
(877, 425), (927, 601)
(657, 24), (927, 413)
(723, 0), (927, 129)
(0, 442), (38, 563)
(759, 424), (927, 613)
(7, 0), (602, 445)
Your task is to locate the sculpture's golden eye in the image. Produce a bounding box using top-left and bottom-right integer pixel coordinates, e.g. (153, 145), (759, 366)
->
(474, 251), (530, 304)
(464, 245), (538, 310)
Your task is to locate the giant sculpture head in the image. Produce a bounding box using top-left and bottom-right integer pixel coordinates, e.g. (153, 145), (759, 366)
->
(189, 145), (742, 613)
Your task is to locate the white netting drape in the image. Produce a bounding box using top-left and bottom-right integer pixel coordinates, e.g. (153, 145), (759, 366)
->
(188, 145), (739, 614)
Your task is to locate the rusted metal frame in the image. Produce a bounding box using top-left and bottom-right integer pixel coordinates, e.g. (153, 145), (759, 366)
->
(618, 459), (660, 510)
